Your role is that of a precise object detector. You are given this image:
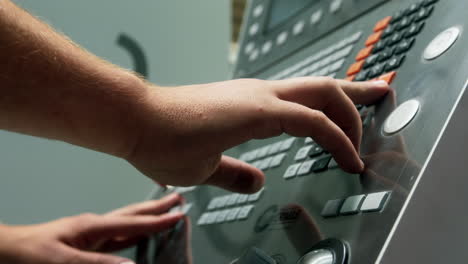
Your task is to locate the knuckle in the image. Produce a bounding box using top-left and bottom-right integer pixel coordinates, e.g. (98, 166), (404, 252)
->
(310, 110), (328, 124)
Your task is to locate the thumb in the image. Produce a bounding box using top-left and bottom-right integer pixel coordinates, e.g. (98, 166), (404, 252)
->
(204, 155), (265, 194)
(67, 248), (135, 264)
(337, 79), (390, 105)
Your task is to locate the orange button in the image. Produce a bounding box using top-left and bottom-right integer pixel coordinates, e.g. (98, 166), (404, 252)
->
(374, 16), (392, 32)
(378, 71), (397, 84)
(365, 31), (383, 46)
(345, 75), (355, 81)
(355, 46), (374, 61)
(347, 60), (365, 76)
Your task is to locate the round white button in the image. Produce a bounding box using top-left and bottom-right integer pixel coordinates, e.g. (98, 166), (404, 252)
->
(424, 27), (460, 60)
(276, 32), (288, 46)
(297, 249), (334, 264)
(244, 42), (255, 55)
(261, 41), (272, 54)
(249, 48), (259, 62)
(383, 99), (420, 135)
(249, 23), (260, 36)
(310, 9), (323, 25)
(330, 0), (343, 14)
(253, 4), (264, 18)
(293, 20), (305, 36)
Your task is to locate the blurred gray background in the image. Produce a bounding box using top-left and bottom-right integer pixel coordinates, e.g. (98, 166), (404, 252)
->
(1, 0), (231, 225)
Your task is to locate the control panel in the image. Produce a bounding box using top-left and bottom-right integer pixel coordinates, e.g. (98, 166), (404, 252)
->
(137, 0), (468, 263)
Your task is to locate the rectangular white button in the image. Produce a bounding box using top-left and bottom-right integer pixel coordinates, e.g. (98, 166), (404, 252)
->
(361, 191), (390, 212)
(295, 146), (312, 161)
(237, 205), (254, 220)
(248, 188), (264, 202)
(269, 153), (286, 168)
(284, 163), (301, 179)
(225, 207), (241, 222)
(297, 160), (316, 176)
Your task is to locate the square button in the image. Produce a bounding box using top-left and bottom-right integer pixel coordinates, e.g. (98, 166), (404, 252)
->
(225, 194), (240, 207)
(295, 146), (312, 161)
(270, 153), (287, 168)
(361, 191), (390, 212)
(321, 199), (345, 218)
(248, 188), (264, 202)
(280, 137), (296, 151)
(215, 209), (230, 223)
(312, 156), (332, 172)
(237, 205), (254, 220)
(236, 194), (249, 205)
(297, 160), (316, 176)
(284, 163), (301, 179)
(340, 195), (366, 215)
(225, 207), (242, 222)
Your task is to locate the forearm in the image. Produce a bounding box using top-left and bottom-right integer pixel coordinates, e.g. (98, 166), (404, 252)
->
(0, 0), (150, 157)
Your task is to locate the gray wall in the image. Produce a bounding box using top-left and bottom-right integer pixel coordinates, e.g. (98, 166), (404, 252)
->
(1, 0), (230, 225)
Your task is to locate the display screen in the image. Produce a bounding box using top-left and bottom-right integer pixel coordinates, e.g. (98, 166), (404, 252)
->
(267, 0), (318, 31)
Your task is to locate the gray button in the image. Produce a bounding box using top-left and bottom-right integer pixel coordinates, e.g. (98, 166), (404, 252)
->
(328, 158), (339, 169)
(207, 197), (221, 210)
(329, 0), (343, 14)
(197, 212), (211, 226)
(205, 211), (219, 225)
(249, 149), (259, 160)
(226, 194), (240, 207)
(248, 188), (264, 202)
(340, 195), (366, 215)
(244, 42), (255, 55)
(237, 205), (254, 220)
(258, 157), (273, 171)
(293, 20), (305, 36)
(329, 59), (345, 72)
(284, 163), (301, 179)
(269, 153), (286, 168)
(261, 41), (273, 55)
(249, 23), (260, 36)
(256, 145), (271, 159)
(216, 209), (230, 223)
(317, 66), (330, 76)
(310, 9), (323, 25)
(295, 146), (312, 161)
(346, 31), (363, 44)
(297, 160), (316, 176)
(361, 191), (390, 212)
(321, 199), (345, 218)
(276, 31), (289, 46)
(424, 27), (460, 60)
(383, 99), (420, 135)
(225, 207), (242, 222)
(280, 137), (296, 151)
(267, 141), (283, 155)
(236, 194), (249, 205)
(249, 48), (259, 62)
(216, 195), (230, 209)
(305, 137), (314, 144)
(239, 152), (250, 162)
(253, 4), (264, 17)
(251, 160), (262, 169)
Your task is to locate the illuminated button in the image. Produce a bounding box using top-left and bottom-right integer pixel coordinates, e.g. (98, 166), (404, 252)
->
(378, 71), (397, 84)
(424, 27), (460, 60)
(346, 60), (365, 76)
(226, 194), (241, 207)
(383, 99), (420, 135)
(244, 42), (255, 55)
(225, 207), (241, 222)
(215, 209), (230, 223)
(295, 146), (313, 161)
(355, 46), (374, 61)
(297, 160), (316, 176)
(253, 4), (264, 17)
(261, 41), (273, 55)
(249, 49), (259, 62)
(361, 191), (390, 212)
(276, 31), (289, 46)
(310, 9), (323, 25)
(374, 16), (393, 32)
(329, 0), (343, 14)
(365, 31), (383, 46)
(293, 20), (305, 36)
(280, 137), (296, 151)
(249, 23), (260, 36)
(340, 194), (366, 215)
(345, 75), (355, 81)
(284, 163), (301, 179)
(269, 153), (287, 168)
(321, 199), (345, 217)
(248, 188), (264, 202)
(237, 205), (254, 220)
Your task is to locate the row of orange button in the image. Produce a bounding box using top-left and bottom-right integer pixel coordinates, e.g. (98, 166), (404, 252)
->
(345, 16), (397, 84)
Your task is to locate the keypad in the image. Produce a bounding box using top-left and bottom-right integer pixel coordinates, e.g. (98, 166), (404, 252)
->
(321, 191), (391, 218)
(238, 137), (294, 171)
(346, 1), (437, 84)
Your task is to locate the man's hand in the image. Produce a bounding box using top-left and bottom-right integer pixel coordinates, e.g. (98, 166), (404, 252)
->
(0, 193), (184, 264)
(128, 77), (389, 193)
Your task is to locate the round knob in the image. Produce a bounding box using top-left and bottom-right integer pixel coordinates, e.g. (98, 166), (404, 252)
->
(297, 249), (334, 264)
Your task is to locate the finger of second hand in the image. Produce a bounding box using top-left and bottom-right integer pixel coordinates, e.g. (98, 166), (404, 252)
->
(107, 192), (184, 216)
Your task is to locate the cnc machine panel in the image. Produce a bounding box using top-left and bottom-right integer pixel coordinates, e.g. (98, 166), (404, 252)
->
(137, 0), (468, 263)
